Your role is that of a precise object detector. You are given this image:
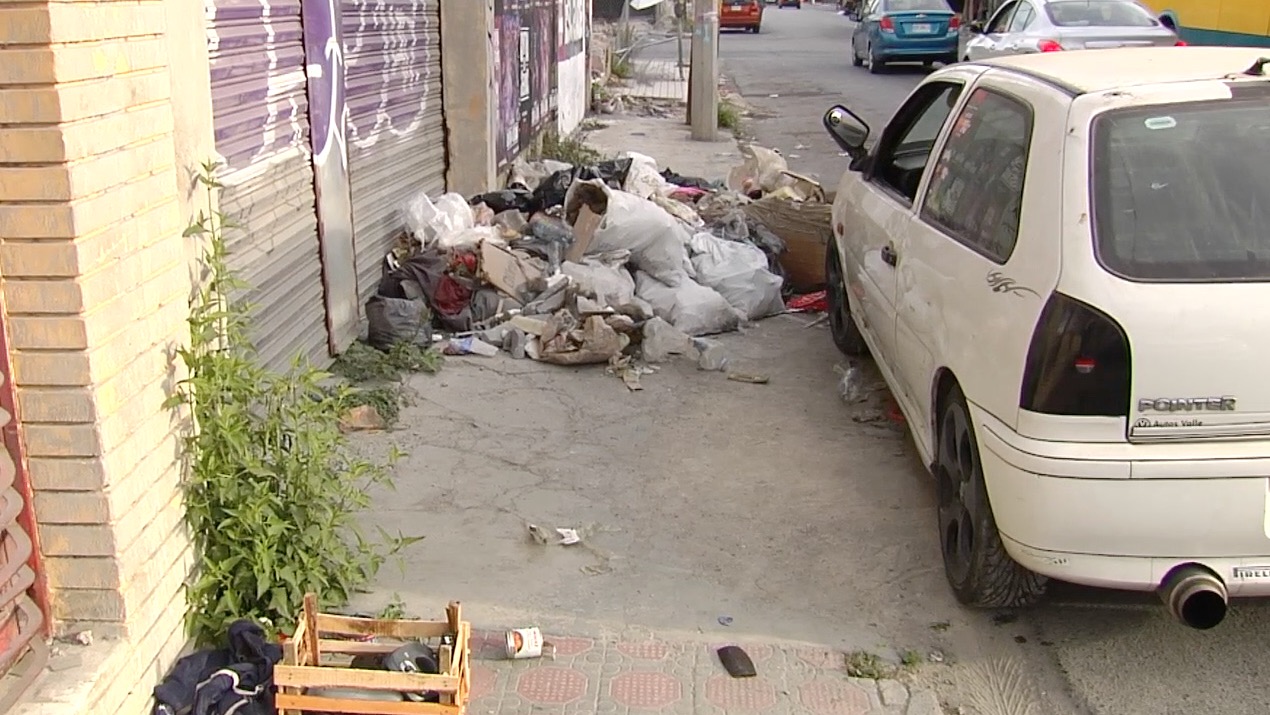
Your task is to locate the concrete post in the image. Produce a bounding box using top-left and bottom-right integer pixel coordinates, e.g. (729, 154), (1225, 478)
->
(689, 0), (718, 141)
(441, 0), (499, 195)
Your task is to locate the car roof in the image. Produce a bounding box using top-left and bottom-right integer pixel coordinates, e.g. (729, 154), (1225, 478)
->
(973, 47), (1270, 95)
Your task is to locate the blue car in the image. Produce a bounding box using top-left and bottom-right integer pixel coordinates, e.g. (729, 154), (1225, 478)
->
(850, 0), (961, 73)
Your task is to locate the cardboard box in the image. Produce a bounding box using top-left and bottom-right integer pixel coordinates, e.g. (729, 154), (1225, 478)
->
(480, 241), (543, 301)
(743, 197), (833, 292)
(566, 204), (604, 263)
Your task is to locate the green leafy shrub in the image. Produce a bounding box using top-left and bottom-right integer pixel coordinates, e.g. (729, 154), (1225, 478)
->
(168, 161), (419, 645)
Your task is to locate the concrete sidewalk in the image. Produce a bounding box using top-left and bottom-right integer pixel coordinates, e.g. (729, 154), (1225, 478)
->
(466, 629), (944, 715)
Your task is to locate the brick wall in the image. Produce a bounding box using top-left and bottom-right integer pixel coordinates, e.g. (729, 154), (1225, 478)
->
(0, 1), (195, 712)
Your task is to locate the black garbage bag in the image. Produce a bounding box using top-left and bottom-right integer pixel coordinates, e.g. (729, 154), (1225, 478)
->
(366, 295), (433, 351)
(531, 169), (576, 211)
(594, 157), (635, 186)
(152, 621), (280, 715)
(661, 168), (722, 191)
(530, 158), (635, 211)
(470, 188), (533, 213)
(384, 250), (479, 332)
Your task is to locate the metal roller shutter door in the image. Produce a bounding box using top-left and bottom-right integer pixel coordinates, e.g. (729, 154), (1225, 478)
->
(343, 0), (448, 302)
(207, 0), (330, 370)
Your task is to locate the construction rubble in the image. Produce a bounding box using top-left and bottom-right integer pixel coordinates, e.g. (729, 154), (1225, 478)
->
(366, 144), (833, 387)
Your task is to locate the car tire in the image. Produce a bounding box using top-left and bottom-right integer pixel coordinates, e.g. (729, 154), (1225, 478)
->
(851, 45), (864, 66)
(867, 45), (885, 74)
(824, 239), (869, 357)
(936, 384), (1048, 609)
(753, 24), (761, 33)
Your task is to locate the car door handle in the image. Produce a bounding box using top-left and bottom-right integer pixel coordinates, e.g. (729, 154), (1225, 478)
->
(881, 244), (898, 267)
(1006, 43), (1019, 50)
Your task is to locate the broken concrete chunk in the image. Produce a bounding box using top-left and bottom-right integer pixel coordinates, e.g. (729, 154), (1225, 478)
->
(509, 315), (549, 336)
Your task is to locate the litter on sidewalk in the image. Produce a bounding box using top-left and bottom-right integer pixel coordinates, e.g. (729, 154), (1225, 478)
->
(359, 142), (840, 386)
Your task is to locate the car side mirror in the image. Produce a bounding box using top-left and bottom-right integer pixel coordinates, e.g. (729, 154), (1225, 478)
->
(967, 20), (985, 33)
(823, 105), (870, 163)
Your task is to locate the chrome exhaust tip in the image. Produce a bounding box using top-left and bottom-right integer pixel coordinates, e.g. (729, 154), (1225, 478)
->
(1159, 564), (1228, 630)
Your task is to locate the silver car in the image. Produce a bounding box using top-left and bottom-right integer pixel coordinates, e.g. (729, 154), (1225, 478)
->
(962, 0), (1181, 62)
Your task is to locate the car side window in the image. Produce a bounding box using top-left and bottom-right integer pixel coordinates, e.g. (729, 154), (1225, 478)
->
(1007, 3), (1035, 32)
(920, 87), (1034, 264)
(986, 1), (1017, 33)
(867, 81), (964, 205)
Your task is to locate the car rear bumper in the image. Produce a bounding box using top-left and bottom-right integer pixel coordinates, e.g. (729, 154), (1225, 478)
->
(874, 36), (959, 59)
(972, 404), (1270, 596)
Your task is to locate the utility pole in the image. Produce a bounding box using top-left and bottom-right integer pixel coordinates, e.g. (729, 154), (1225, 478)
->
(689, 0), (718, 141)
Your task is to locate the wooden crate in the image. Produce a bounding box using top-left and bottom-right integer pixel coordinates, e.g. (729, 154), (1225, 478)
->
(275, 594), (472, 715)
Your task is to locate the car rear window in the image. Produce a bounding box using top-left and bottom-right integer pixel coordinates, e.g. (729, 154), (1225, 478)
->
(885, 0), (950, 12)
(1092, 98), (1270, 282)
(1045, 0), (1157, 27)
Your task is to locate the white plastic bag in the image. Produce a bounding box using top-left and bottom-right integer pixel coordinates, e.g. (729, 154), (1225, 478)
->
(622, 151), (671, 200)
(726, 144), (793, 196)
(565, 180), (696, 286)
(403, 191), (475, 246)
(688, 232), (785, 320)
(561, 250), (637, 309)
(634, 270), (743, 336)
(437, 226), (503, 251)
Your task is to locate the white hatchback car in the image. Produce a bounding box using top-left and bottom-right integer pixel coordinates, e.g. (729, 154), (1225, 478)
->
(822, 47), (1270, 629)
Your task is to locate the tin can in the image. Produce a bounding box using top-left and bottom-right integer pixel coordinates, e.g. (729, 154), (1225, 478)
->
(505, 627), (545, 659)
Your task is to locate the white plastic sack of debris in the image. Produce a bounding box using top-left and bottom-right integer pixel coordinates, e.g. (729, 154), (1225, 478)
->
(565, 180), (696, 286)
(561, 250), (637, 309)
(634, 270), (743, 336)
(688, 232), (785, 320)
(403, 191), (475, 246)
(652, 195), (704, 229)
(622, 151), (672, 200)
(726, 144), (794, 196)
(509, 158), (573, 191)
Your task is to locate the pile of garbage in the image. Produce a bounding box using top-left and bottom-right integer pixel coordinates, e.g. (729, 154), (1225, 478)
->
(366, 145), (830, 385)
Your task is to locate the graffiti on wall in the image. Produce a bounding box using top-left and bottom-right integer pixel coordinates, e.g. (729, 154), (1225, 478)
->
(494, 0), (558, 166)
(205, 0), (311, 172)
(341, 0), (439, 152)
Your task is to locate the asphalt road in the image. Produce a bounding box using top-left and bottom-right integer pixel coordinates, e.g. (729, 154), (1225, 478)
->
(709, 4), (1270, 715)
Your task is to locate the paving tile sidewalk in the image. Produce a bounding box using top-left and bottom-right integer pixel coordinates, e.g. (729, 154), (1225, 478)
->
(617, 58), (690, 102)
(466, 630), (944, 715)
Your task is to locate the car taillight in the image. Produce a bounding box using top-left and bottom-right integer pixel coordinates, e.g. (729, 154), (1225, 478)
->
(1019, 293), (1132, 417)
(1175, 40), (1188, 46)
(880, 16), (895, 31)
(949, 15), (961, 30)
(1037, 39), (1063, 52)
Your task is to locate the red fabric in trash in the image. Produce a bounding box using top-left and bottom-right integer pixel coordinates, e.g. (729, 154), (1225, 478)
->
(786, 291), (828, 312)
